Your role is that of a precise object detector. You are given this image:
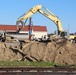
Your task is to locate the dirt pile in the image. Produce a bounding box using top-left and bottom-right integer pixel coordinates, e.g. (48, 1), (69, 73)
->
(0, 41), (76, 65)
(0, 42), (22, 61)
(22, 41), (76, 65)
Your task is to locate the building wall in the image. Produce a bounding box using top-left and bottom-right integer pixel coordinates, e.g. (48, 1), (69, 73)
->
(19, 31), (28, 33)
(8, 31), (47, 40)
(32, 31), (48, 39)
(20, 31), (48, 39)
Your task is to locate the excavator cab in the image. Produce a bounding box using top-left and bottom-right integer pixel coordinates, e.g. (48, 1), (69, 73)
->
(61, 32), (67, 37)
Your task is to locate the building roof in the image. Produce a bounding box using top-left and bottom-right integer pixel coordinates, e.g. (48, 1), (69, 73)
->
(0, 24), (47, 32)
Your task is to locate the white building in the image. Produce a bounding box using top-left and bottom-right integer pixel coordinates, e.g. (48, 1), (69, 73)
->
(0, 25), (48, 40)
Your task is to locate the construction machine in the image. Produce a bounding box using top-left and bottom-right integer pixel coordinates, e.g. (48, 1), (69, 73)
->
(16, 4), (67, 41)
(16, 5), (66, 36)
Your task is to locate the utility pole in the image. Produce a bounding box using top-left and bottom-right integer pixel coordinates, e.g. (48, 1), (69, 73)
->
(68, 24), (70, 36)
(68, 24), (69, 33)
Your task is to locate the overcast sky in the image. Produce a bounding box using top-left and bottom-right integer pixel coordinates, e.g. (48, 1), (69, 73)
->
(0, 0), (76, 33)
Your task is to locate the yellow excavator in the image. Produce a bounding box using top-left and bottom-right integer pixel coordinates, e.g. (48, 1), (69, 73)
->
(16, 4), (66, 37)
(16, 4), (76, 42)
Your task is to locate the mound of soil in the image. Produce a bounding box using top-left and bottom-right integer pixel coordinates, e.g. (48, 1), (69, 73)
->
(0, 40), (76, 65)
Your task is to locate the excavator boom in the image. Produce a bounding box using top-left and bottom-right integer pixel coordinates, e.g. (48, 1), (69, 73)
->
(17, 5), (42, 21)
(38, 8), (64, 32)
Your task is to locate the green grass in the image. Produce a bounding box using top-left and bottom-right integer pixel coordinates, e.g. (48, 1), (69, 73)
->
(0, 61), (56, 67)
(0, 61), (76, 68)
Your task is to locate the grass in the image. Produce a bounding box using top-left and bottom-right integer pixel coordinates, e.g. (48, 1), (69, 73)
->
(0, 61), (76, 68)
(0, 61), (56, 67)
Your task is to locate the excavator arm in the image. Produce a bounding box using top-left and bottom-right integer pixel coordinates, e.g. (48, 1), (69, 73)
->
(16, 5), (42, 30)
(17, 5), (42, 21)
(37, 7), (65, 36)
(16, 4), (65, 36)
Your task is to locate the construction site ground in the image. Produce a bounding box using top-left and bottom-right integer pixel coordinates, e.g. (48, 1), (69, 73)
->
(0, 39), (76, 66)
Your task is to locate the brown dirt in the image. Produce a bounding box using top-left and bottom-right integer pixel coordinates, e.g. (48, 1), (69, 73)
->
(0, 40), (76, 65)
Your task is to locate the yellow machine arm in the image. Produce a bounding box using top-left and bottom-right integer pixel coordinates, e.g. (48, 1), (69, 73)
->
(16, 5), (42, 30)
(16, 4), (65, 36)
(17, 5), (42, 21)
(38, 7), (64, 33)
